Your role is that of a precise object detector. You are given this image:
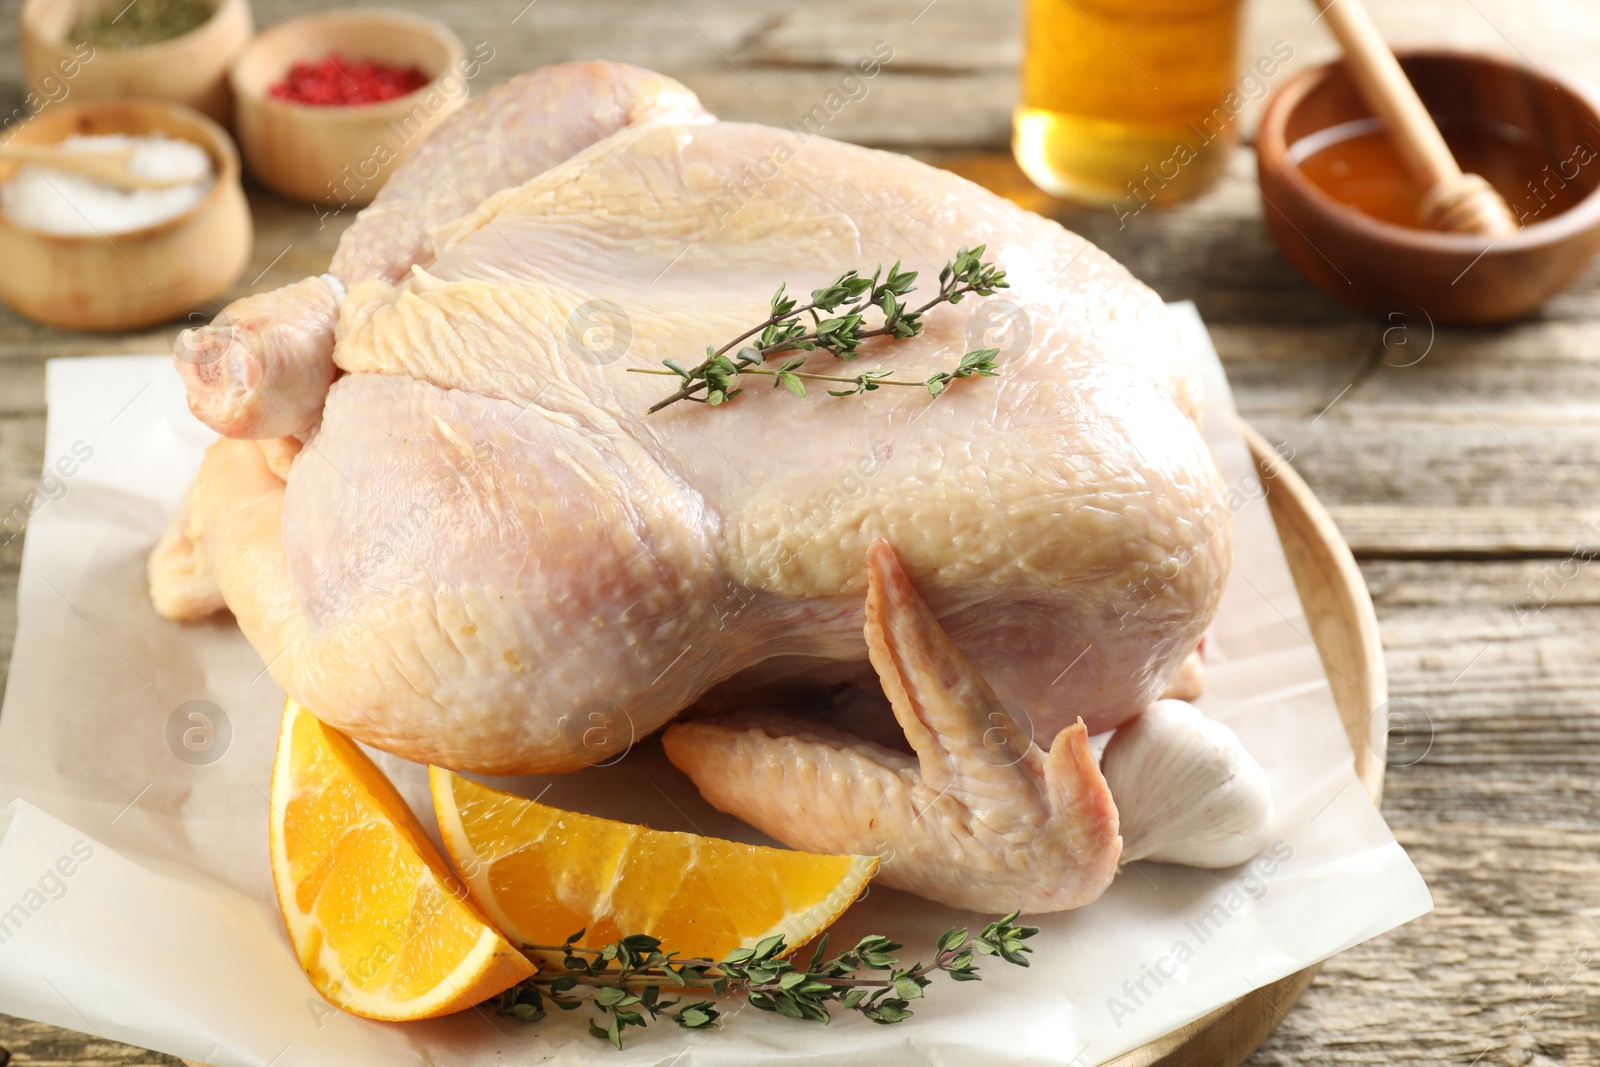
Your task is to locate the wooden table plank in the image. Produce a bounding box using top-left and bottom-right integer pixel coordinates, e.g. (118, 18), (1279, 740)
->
(1251, 565), (1600, 1066)
(5, 0), (1597, 151)
(0, 1018), (176, 1067)
(1328, 507), (1600, 557)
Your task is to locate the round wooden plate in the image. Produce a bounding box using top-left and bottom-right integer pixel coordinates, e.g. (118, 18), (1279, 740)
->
(180, 422), (1383, 1067)
(1103, 422), (1389, 1067)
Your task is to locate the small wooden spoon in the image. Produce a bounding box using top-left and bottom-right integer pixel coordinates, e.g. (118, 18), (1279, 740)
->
(1312, 0), (1519, 235)
(0, 143), (194, 191)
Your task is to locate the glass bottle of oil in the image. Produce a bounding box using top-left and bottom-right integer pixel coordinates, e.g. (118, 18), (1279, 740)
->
(1014, 0), (1248, 209)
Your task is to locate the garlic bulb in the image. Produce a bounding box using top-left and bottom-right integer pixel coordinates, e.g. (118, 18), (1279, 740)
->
(1101, 699), (1274, 868)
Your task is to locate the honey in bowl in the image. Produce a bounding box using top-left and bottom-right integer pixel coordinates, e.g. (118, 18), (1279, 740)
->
(1289, 116), (1591, 229)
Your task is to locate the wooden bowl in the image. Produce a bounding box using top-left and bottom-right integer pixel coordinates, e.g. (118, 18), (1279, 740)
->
(0, 99), (252, 332)
(1256, 50), (1600, 325)
(229, 9), (467, 206)
(19, 0), (254, 125)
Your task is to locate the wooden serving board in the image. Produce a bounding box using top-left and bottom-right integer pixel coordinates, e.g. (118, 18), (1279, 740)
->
(178, 421), (1383, 1067)
(1102, 422), (1389, 1067)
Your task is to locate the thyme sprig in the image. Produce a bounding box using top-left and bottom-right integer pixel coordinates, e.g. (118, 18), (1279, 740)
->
(492, 911), (1039, 1050)
(630, 246), (1008, 412)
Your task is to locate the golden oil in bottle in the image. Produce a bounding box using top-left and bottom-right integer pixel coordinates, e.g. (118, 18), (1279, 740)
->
(1014, 0), (1253, 210)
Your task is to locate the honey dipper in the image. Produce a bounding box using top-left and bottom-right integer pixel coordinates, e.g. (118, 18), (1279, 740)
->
(1311, 0), (1519, 235)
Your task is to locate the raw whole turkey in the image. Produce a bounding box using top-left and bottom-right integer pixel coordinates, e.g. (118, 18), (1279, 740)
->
(149, 61), (1234, 911)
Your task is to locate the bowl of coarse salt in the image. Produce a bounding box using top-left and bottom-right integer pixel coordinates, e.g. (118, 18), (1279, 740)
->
(0, 98), (250, 331)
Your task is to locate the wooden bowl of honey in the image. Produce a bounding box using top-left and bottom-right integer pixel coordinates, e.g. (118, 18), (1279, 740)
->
(1256, 50), (1600, 324)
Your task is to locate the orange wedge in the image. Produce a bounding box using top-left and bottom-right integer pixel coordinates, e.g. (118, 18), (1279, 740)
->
(269, 698), (535, 1020)
(431, 767), (877, 962)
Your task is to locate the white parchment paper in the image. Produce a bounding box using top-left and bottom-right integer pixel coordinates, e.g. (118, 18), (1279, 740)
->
(0, 304), (1430, 1067)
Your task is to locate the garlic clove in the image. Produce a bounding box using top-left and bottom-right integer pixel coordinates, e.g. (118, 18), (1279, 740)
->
(1101, 699), (1274, 868)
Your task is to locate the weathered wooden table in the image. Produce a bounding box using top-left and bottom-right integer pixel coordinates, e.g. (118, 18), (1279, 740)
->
(1, 0), (1597, 1063)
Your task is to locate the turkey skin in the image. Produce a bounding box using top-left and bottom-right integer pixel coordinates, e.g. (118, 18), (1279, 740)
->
(152, 63), (1231, 787)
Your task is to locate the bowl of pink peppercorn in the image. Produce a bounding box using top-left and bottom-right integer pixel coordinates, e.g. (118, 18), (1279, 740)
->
(229, 8), (471, 207)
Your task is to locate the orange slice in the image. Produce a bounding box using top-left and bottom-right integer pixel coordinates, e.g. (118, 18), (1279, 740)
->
(431, 767), (877, 961)
(269, 698), (535, 1020)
